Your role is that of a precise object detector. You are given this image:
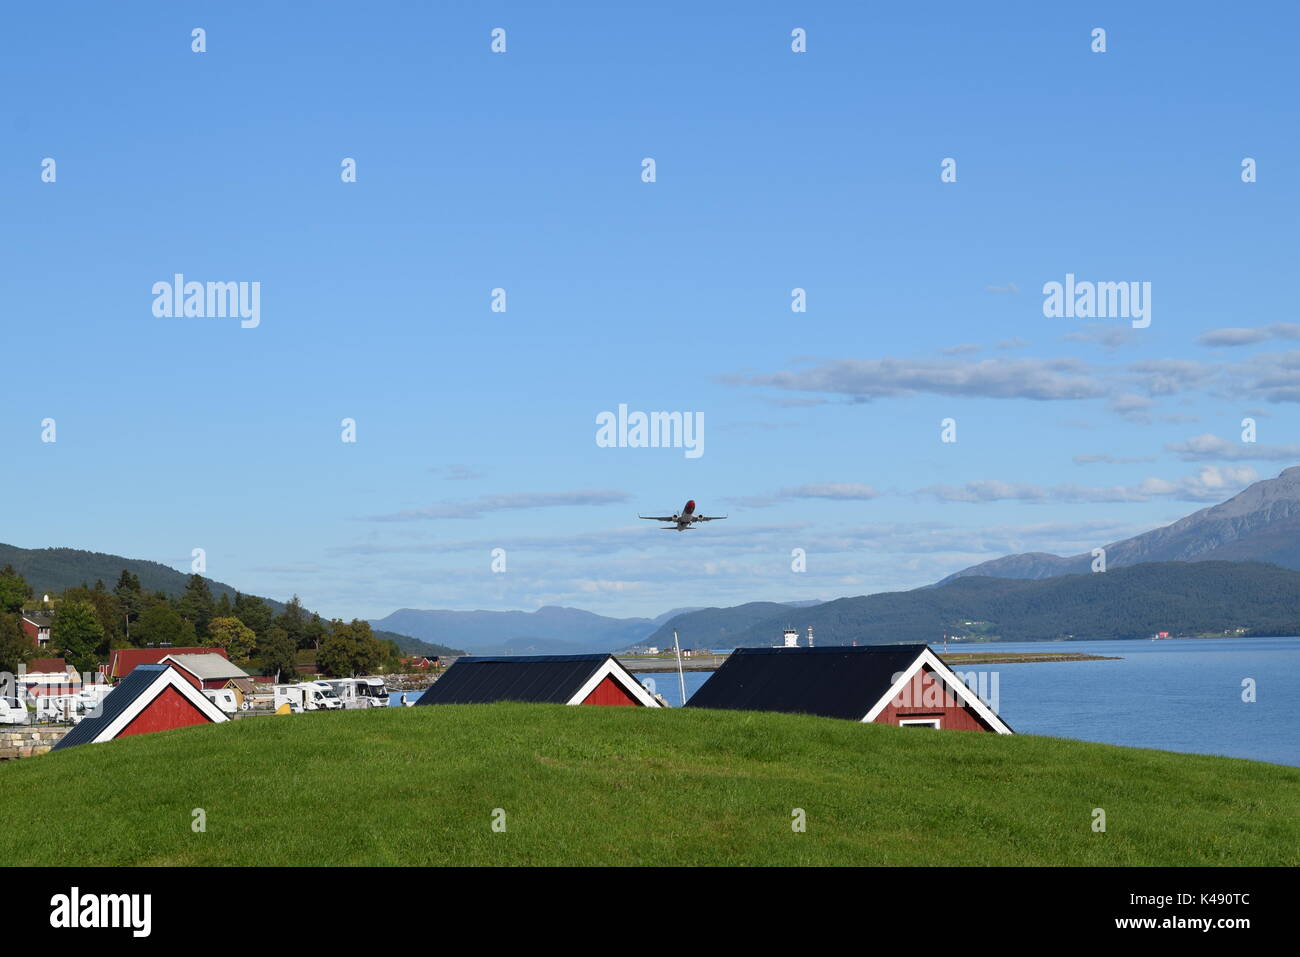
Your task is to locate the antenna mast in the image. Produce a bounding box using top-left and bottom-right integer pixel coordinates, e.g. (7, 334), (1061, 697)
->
(673, 630), (687, 707)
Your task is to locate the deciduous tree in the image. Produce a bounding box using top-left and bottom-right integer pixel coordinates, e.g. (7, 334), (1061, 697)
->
(318, 619), (385, 677)
(207, 616), (256, 661)
(132, 603), (196, 647)
(52, 600), (104, 672)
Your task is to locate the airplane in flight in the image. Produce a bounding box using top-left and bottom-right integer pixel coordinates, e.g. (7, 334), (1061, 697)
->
(638, 499), (727, 531)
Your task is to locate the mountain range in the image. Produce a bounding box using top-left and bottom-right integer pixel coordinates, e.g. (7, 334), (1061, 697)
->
(652, 561), (1300, 645)
(368, 602), (821, 655)
(939, 465), (1300, 582)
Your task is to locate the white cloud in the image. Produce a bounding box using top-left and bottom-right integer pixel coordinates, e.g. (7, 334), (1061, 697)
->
(919, 466), (1258, 505)
(1065, 323), (1138, 350)
(721, 356), (1104, 402)
(1198, 323), (1300, 347)
(779, 483), (880, 501)
(1166, 433), (1300, 462)
(366, 489), (630, 521)
(1073, 453), (1158, 464)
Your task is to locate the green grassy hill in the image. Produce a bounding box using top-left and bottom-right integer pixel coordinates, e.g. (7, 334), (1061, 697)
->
(1, 705), (1294, 866)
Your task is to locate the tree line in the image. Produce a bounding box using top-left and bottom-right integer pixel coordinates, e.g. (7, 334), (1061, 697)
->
(0, 564), (401, 680)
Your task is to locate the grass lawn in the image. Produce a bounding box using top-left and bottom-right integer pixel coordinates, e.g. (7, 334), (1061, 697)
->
(0, 704), (1295, 866)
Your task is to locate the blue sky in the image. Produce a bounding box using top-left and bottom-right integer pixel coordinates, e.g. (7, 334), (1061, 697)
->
(4, 2), (1298, 621)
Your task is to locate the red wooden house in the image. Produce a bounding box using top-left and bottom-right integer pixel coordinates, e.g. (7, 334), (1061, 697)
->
(687, 644), (1013, 733)
(51, 665), (228, 751)
(20, 613), (52, 648)
(104, 646), (228, 682)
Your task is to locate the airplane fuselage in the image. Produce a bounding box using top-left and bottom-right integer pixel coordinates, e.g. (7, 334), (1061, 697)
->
(668, 499), (697, 530)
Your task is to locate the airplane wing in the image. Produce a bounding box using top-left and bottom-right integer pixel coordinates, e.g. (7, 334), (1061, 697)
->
(695, 515), (727, 522)
(638, 515), (677, 522)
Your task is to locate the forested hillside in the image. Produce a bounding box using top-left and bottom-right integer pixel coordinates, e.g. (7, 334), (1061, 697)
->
(0, 544), (461, 678)
(655, 562), (1300, 646)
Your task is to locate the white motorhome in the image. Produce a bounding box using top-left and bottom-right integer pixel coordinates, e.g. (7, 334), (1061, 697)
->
(322, 678), (361, 709)
(33, 694), (90, 724)
(0, 695), (29, 725)
(323, 677), (389, 709)
(355, 677), (389, 707)
(273, 682), (343, 713)
(203, 688), (240, 714)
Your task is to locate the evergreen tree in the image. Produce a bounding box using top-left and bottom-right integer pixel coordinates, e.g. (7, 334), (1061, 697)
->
(178, 575), (215, 639)
(258, 626), (297, 682)
(113, 569), (143, 630)
(233, 593), (273, 642)
(277, 595), (308, 649)
(304, 613), (327, 651)
(0, 565), (32, 614)
(0, 613), (32, 674)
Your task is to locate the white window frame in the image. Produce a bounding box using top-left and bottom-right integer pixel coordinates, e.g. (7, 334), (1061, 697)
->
(898, 717), (942, 729)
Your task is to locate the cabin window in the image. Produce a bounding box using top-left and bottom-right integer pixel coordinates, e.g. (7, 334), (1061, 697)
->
(899, 718), (941, 729)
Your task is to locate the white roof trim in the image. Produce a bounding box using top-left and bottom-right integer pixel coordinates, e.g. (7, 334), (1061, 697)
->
(93, 666), (229, 743)
(861, 648), (1013, 734)
(567, 657), (662, 707)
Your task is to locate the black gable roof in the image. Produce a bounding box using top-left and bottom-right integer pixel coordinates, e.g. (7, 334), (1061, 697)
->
(686, 645), (929, 720)
(415, 653), (617, 705)
(52, 665), (168, 751)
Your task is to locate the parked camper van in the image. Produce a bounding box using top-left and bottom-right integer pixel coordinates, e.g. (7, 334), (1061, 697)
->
(34, 694), (89, 724)
(355, 677), (389, 707)
(273, 682), (343, 713)
(203, 688), (240, 714)
(0, 695), (28, 725)
(323, 677), (389, 709)
(322, 678), (361, 709)
(307, 681), (343, 710)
